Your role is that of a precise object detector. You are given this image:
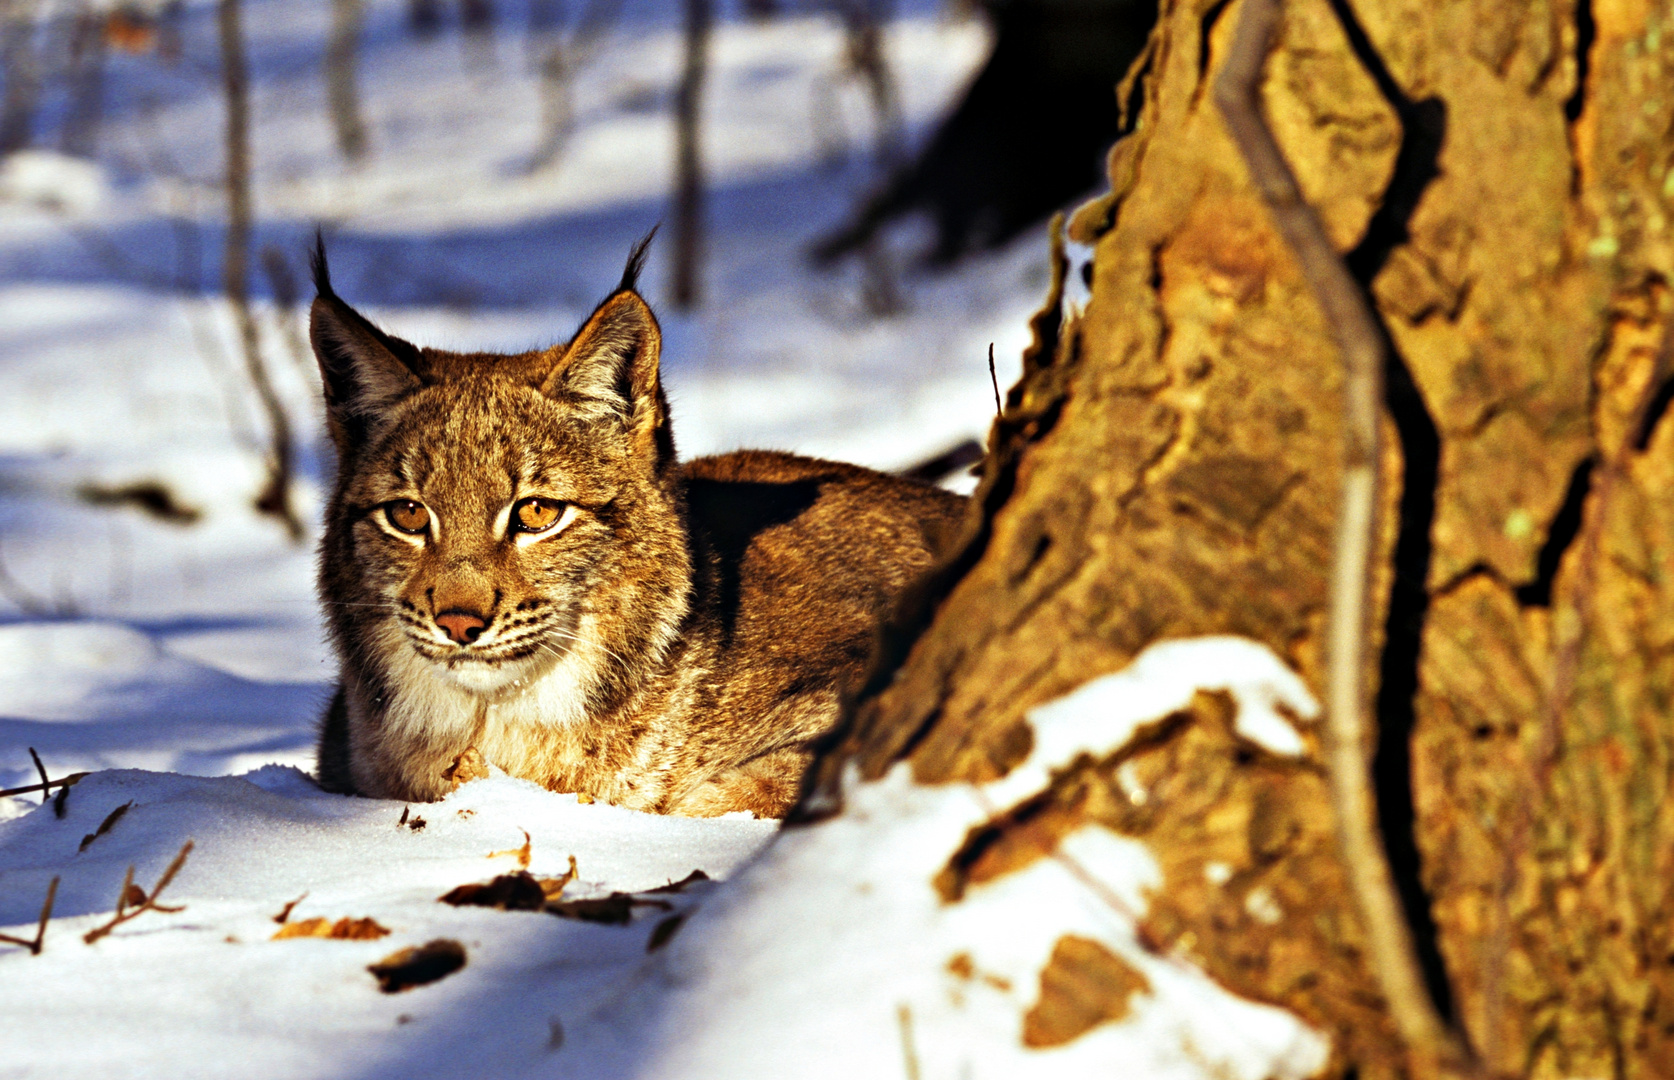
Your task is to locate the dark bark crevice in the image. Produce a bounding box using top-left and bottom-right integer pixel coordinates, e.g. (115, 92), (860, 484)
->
(1196, 0), (1234, 89)
(1330, 0), (1458, 1029)
(1514, 458), (1595, 608)
(1331, 0), (1446, 286)
(1563, 0), (1595, 125)
(1633, 373), (1674, 450)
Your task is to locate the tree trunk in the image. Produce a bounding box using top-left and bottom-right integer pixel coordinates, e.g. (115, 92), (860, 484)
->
(0, 0), (42, 154)
(805, 0), (1674, 1076)
(811, 0), (1155, 267)
(58, 8), (107, 158)
(325, 0), (369, 161)
(669, 0), (710, 309)
(219, 0), (302, 542)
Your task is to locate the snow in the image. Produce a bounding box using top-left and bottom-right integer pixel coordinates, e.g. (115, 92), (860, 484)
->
(628, 638), (1329, 1080)
(989, 635), (1318, 808)
(0, 151), (109, 215)
(0, 0), (1328, 1076)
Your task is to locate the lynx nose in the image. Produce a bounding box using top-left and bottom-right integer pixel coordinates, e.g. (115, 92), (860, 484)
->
(435, 610), (488, 645)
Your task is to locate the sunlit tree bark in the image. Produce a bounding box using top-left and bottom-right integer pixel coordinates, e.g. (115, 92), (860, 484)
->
(806, 0), (1674, 1076)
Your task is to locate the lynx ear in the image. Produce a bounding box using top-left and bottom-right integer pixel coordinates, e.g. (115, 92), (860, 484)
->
(308, 238), (423, 443)
(541, 290), (672, 461)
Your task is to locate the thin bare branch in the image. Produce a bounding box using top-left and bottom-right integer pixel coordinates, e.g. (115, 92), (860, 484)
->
(28, 747), (49, 806)
(0, 773), (89, 800)
(1212, 1), (1471, 1075)
(83, 840), (194, 944)
(0, 875), (58, 955)
(987, 343), (1003, 417)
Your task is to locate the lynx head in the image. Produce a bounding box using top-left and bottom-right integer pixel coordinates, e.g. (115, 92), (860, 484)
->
(311, 233), (691, 714)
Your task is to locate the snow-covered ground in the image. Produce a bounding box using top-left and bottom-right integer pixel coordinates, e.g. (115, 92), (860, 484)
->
(0, 3), (1331, 1077)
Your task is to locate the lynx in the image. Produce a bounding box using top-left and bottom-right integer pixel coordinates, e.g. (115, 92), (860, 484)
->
(310, 237), (966, 817)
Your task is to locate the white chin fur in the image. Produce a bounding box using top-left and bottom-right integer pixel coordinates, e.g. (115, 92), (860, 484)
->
(432, 656), (534, 695)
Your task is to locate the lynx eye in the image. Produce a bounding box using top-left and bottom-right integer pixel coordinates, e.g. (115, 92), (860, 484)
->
(512, 497), (567, 534)
(384, 500), (431, 535)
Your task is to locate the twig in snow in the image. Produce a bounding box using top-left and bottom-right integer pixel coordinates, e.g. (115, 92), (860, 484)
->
(79, 801), (133, 851)
(1, 749), (86, 814)
(0, 772), (89, 801)
(28, 747), (49, 806)
(896, 1003), (922, 1080)
(83, 839), (193, 944)
(0, 876), (58, 955)
(987, 342), (1003, 417)
(1212, 1), (1472, 1075)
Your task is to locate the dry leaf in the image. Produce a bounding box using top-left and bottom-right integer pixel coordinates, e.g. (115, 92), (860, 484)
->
(121, 883), (148, 908)
(442, 747), (490, 787)
(439, 872), (546, 911)
(272, 892), (309, 924)
(546, 892), (672, 925)
(79, 801), (133, 853)
(368, 939), (466, 993)
(273, 916), (390, 941)
(645, 913), (686, 952)
(488, 829), (531, 869)
(575, 792), (595, 804)
(539, 855), (580, 901)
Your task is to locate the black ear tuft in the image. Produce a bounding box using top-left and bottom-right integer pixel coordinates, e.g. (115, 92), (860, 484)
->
(616, 225), (659, 295)
(310, 227), (333, 298)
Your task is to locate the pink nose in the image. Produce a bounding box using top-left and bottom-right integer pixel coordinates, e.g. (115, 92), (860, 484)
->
(435, 611), (488, 644)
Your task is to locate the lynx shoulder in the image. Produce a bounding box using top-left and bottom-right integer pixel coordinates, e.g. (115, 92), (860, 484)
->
(311, 238), (966, 817)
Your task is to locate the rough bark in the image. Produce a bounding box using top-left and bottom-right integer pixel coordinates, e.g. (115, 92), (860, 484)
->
(807, 0), (1674, 1076)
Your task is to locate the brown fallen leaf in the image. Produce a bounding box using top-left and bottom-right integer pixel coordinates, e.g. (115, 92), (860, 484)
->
(545, 892), (672, 925)
(540, 855), (580, 901)
(79, 801), (133, 853)
(439, 872), (546, 911)
(273, 916), (391, 941)
(369, 939), (467, 992)
(488, 828), (531, 869)
(272, 892), (309, 924)
(440, 854), (580, 912)
(442, 747), (490, 787)
(645, 912), (686, 952)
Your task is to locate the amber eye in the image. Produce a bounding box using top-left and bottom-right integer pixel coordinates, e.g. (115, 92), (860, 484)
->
(385, 500), (430, 535)
(512, 497), (565, 534)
